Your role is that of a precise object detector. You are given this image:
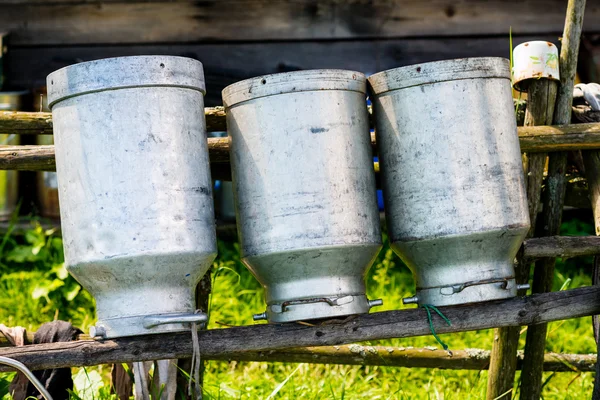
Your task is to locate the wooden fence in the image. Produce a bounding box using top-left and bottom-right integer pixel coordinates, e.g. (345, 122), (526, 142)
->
(0, 1), (598, 399)
(0, 109), (599, 391)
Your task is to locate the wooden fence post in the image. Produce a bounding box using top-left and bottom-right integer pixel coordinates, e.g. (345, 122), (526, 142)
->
(520, 1), (586, 399)
(487, 78), (558, 399)
(175, 267), (212, 399)
(580, 99), (600, 400)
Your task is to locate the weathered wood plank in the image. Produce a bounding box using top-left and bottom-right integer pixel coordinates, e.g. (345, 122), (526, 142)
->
(0, 109), (227, 135)
(0, 330), (594, 372)
(210, 346), (598, 372)
(524, 236), (600, 259)
(0, 144), (55, 171)
(0, 112), (53, 135)
(5, 110), (600, 147)
(0, 139), (229, 171)
(4, 36), (552, 107)
(519, 123), (600, 152)
(3, 128), (600, 172)
(0, 286), (599, 372)
(521, 2), (586, 399)
(0, 1), (593, 46)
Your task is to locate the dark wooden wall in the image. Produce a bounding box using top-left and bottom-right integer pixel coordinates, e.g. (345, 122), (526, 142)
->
(2, 0), (600, 106)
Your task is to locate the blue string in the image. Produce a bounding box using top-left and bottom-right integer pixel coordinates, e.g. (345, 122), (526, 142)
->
(422, 304), (452, 352)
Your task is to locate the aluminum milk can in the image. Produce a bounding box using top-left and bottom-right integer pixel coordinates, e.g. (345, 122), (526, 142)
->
(47, 56), (217, 338)
(223, 70), (383, 323)
(368, 58), (530, 307)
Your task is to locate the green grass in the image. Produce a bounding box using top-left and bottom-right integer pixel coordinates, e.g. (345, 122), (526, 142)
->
(0, 218), (597, 399)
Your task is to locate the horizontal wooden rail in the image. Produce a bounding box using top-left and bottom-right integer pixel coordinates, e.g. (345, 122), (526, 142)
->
(0, 140), (230, 171)
(208, 346), (596, 372)
(524, 236), (600, 259)
(0, 330), (594, 372)
(0, 286), (598, 372)
(0, 112), (600, 173)
(2, 130), (600, 173)
(0, 109), (227, 135)
(518, 123), (600, 152)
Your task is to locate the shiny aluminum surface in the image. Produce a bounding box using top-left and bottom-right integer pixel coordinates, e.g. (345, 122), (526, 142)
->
(48, 56), (217, 338)
(223, 70), (382, 323)
(369, 58), (530, 306)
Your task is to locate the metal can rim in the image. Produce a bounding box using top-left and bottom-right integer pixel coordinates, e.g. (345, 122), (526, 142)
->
(512, 41), (560, 92)
(367, 57), (511, 96)
(221, 69), (366, 109)
(46, 55), (206, 109)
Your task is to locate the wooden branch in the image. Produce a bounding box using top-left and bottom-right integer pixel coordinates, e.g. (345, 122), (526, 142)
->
(0, 138), (229, 171)
(518, 123), (600, 152)
(210, 346), (597, 372)
(0, 108), (227, 136)
(521, 2), (586, 399)
(524, 236), (600, 259)
(1, 330), (593, 372)
(0, 286), (599, 372)
(0, 145), (55, 171)
(2, 122), (600, 173)
(0, 112), (53, 135)
(2, 111), (600, 147)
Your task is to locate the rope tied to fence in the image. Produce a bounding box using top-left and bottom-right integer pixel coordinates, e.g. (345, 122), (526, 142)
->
(422, 304), (452, 354)
(189, 310), (203, 400)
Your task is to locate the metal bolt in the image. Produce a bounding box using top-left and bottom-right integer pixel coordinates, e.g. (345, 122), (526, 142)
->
(516, 284), (531, 291)
(402, 296), (419, 305)
(368, 299), (383, 308)
(253, 312), (268, 321)
(89, 325), (106, 338)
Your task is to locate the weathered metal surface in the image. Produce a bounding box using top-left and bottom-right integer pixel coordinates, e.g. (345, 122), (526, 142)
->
(223, 69), (382, 323)
(0, 91), (25, 220)
(369, 58), (530, 307)
(47, 56), (217, 338)
(512, 41), (560, 92)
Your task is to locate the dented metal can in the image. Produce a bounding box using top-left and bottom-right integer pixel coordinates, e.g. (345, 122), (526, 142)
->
(223, 69), (383, 323)
(368, 58), (530, 306)
(47, 56), (217, 338)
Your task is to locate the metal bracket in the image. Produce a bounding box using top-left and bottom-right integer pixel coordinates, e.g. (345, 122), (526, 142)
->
(272, 295), (355, 314)
(439, 277), (515, 296)
(143, 312), (208, 329)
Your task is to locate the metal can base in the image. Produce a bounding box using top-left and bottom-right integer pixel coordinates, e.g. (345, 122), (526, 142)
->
(90, 311), (207, 339)
(262, 294), (381, 323)
(413, 278), (518, 307)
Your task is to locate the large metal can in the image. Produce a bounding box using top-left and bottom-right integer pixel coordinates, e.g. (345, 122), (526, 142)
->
(0, 91), (25, 221)
(47, 56), (217, 338)
(368, 58), (530, 307)
(223, 70), (383, 323)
